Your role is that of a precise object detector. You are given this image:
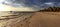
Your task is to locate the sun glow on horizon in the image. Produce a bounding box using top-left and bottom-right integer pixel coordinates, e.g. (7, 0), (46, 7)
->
(0, 4), (35, 11)
(0, 0), (38, 11)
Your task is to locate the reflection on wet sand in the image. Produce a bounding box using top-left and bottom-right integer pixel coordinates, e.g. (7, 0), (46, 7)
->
(0, 11), (34, 27)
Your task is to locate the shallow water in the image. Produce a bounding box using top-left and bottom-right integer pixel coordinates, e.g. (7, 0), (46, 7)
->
(0, 11), (34, 27)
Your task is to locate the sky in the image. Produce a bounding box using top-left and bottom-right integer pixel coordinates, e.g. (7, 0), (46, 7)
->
(2, 0), (60, 7)
(0, 0), (60, 11)
(25, 0), (60, 7)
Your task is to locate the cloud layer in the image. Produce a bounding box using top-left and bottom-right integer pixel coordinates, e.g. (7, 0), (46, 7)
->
(2, 0), (60, 8)
(0, 0), (60, 11)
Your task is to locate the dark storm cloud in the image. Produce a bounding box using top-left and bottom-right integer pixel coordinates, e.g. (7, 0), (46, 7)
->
(24, 0), (60, 8)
